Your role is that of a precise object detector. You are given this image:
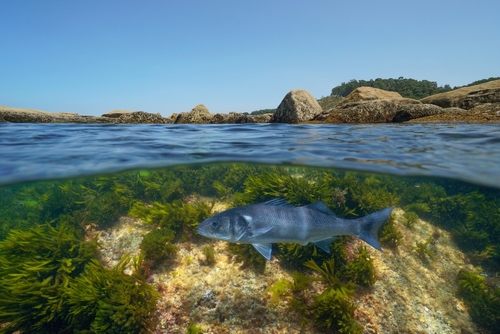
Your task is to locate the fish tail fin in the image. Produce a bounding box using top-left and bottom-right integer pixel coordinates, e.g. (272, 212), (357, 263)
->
(357, 206), (393, 251)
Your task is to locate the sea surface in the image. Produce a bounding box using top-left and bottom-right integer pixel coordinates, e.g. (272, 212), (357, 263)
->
(0, 122), (499, 333)
(1, 122), (500, 188)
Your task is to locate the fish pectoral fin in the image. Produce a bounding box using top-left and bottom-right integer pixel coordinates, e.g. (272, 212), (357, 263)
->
(312, 237), (338, 253)
(249, 226), (274, 238)
(303, 201), (336, 216)
(252, 243), (272, 260)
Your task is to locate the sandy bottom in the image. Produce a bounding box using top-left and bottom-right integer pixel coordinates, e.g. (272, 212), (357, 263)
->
(92, 208), (481, 334)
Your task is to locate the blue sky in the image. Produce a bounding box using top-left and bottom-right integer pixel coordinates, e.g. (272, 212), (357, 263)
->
(1, 1), (499, 116)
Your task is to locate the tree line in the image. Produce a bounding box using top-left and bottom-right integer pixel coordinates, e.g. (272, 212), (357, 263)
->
(330, 76), (500, 100)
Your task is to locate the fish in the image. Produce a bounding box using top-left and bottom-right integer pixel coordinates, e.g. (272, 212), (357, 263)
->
(197, 198), (393, 260)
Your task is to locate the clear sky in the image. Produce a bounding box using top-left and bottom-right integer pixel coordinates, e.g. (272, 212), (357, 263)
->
(1, 1), (499, 116)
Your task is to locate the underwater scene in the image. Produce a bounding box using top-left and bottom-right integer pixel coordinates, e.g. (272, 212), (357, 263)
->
(0, 163), (499, 334)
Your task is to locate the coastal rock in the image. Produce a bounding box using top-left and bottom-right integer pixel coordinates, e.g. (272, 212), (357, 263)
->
(210, 112), (254, 124)
(249, 113), (273, 123)
(102, 110), (137, 118)
(0, 106), (113, 123)
(338, 87), (403, 105)
(116, 111), (168, 124)
(421, 80), (500, 109)
(392, 104), (450, 122)
(314, 87), (458, 123)
(174, 104), (214, 124)
(271, 89), (322, 123)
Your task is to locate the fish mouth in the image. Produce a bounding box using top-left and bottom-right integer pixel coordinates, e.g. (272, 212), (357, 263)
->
(196, 224), (210, 237)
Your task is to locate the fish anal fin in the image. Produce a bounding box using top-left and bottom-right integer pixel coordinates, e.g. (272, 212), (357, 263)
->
(304, 201), (336, 216)
(252, 243), (272, 260)
(313, 237), (338, 253)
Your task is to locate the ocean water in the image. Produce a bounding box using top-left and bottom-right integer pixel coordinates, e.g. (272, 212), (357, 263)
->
(0, 122), (499, 333)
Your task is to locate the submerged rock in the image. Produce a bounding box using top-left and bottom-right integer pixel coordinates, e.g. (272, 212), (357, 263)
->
(271, 89), (322, 123)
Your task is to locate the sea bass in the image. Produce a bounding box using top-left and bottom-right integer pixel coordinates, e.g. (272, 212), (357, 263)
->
(197, 198), (393, 260)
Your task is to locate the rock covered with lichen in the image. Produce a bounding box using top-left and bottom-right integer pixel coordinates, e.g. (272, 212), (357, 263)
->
(271, 89), (323, 123)
(173, 104), (214, 124)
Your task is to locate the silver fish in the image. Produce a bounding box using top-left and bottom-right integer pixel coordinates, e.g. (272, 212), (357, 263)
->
(197, 198), (393, 260)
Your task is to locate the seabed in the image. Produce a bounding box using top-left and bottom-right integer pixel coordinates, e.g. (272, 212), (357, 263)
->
(90, 206), (480, 334)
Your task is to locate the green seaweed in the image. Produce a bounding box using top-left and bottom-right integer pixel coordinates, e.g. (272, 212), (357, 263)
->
(201, 245), (216, 266)
(0, 224), (158, 333)
(304, 258), (361, 333)
(304, 258), (345, 289)
(226, 243), (266, 272)
(130, 199), (213, 240)
(267, 278), (294, 304)
(312, 286), (361, 334)
(344, 246), (377, 285)
(379, 213), (403, 248)
(140, 228), (178, 263)
(412, 236), (436, 262)
(457, 269), (500, 330)
(65, 256), (159, 333)
(232, 168), (327, 206)
(186, 323), (204, 334)
(403, 211), (419, 229)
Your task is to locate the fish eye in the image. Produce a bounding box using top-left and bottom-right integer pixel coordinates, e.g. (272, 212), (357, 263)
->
(210, 221), (220, 229)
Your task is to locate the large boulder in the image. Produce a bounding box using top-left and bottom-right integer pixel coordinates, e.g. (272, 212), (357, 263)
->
(174, 104), (214, 124)
(338, 87), (403, 105)
(421, 80), (500, 109)
(271, 89), (322, 123)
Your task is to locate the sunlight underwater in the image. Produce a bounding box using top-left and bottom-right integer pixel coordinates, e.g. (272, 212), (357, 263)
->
(0, 164), (499, 333)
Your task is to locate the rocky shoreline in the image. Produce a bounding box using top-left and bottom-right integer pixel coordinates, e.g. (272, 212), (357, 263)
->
(2, 80), (499, 124)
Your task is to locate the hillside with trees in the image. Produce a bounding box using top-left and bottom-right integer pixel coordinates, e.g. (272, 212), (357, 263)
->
(330, 77), (452, 99)
(249, 77), (500, 114)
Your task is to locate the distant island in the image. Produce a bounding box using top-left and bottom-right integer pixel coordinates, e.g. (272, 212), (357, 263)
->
(1, 77), (499, 124)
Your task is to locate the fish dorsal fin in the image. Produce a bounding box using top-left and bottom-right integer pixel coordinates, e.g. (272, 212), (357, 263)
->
(262, 198), (295, 207)
(252, 243), (272, 260)
(304, 201), (336, 216)
(312, 237), (338, 253)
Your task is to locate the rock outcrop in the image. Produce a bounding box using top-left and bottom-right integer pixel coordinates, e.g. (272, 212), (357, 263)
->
(102, 110), (137, 118)
(391, 104), (454, 123)
(210, 112), (253, 124)
(421, 80), (500, 109)
(338, 87), (404, 105)
(316, 87), (447, 123)
(271, 89), (322, 123)
(115, 111), (169, 124)
(0, 106), (171, 124)
(0, 106), (112, 123)
(174, 104), (214, 124)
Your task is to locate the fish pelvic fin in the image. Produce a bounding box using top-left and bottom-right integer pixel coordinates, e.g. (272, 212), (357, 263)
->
(252, 243), (272, 260)
(357, 206), (393, 251)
